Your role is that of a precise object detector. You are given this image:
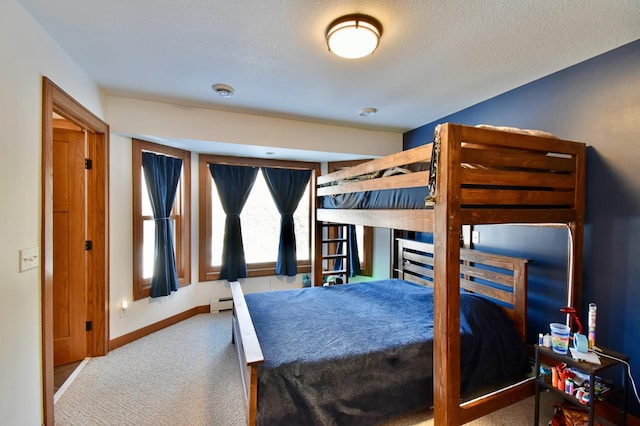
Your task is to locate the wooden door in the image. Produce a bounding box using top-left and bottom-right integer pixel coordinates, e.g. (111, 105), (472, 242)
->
(52, 126), (87, 366)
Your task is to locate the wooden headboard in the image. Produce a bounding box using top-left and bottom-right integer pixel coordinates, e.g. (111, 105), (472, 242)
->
(395, 238), (529, 340)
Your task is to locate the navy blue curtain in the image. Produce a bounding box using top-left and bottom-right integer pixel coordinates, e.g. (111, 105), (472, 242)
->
(141, 152), (183, 298)
(262, 168), (312, 276)
(334, 225), (361, 277)
(209, 164), (258, 281)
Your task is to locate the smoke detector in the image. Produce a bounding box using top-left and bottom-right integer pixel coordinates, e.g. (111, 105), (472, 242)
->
(358, 107), (377, 117)
(211, 84), (235, 98)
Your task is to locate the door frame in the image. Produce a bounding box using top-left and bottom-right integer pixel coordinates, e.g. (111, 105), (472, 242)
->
(41, 77), (110, 425)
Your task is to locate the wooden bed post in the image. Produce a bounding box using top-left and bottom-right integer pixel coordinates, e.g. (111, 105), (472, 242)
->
(433, 123), (462, 425)
(570, 143), (586, 312)
(570, 223), (584, 311)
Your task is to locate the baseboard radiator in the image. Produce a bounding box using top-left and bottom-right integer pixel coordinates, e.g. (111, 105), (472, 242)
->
(211, 297), (233, 313)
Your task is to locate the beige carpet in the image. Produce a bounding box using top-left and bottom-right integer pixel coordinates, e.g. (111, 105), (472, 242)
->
(55, 313), (246, 425)
(55, 312), (557, 425)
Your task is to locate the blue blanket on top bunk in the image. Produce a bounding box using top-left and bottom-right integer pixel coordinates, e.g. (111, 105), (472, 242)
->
(244, 279), (531, 426)
(320, 186), (429, 209)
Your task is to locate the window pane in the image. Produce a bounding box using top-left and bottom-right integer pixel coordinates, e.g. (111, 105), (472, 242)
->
(210, 169), (311, 267)
(141, 168), (153, 216)
(356, 225), (363, 260)
(143, 219), (155, 278)
(210, 180), (225, 266)
(241, 173), (280, 263)
(293, 183), (310, 260)
(143, 218), (176, 279)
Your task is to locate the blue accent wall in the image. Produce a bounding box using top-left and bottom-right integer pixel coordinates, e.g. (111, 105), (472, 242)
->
(405, 39), (640, 416)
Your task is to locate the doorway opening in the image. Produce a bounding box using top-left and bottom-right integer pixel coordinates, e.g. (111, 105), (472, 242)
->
(41, 77), (110, 425)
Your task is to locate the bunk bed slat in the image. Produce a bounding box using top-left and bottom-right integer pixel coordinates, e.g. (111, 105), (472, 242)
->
(460, 188), (575, 206)
(459, 263), (515, 288)
(460, 146), (577, 172)
(460, 208), (579, 225)
(460, 279), (513, 305)
(401, 260), (435, 281)
(460, 168), (576, 189)
(459, 125), (582, 154)
(460, 381), (535, 424)
(460, 247), (524, 270)
(402, 250), (434, 267)
(316, 144), (432, 185)
(317, 170), (430, 196)
(317, 208), (435, 232)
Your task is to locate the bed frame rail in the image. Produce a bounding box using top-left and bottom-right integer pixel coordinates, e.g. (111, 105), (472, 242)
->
(316, 144), (432, 191)
(230, 282), (264, 426)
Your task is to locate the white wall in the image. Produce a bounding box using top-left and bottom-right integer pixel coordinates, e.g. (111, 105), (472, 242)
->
(107, 96), (401, 158)
(0, 1), (106, 424)
(350, 227), (392, 283)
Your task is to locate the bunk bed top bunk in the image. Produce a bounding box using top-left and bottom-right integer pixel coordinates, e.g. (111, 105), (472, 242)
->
(314, 123), (586, 424)
(316, 122), (585, 230)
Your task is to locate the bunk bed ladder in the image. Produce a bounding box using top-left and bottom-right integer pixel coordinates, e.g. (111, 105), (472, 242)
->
(319, 223), (350, 285)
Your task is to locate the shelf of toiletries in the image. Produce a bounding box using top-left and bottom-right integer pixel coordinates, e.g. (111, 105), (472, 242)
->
(534, 344), (628, 426)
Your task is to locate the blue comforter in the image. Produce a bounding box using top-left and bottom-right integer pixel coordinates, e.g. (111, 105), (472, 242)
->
(320, 186), (429, 210)
(245, 279), (530, 425)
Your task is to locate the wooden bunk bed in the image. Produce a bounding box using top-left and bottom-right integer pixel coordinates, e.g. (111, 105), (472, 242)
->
(312, 122), (586, 424)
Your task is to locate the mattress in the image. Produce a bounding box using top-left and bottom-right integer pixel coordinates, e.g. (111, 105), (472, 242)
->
(244, 279), (531, 425)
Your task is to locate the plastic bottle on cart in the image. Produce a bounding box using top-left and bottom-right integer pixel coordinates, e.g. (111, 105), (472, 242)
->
(588, 303), (597, 349)
(565, 378), (574, 395)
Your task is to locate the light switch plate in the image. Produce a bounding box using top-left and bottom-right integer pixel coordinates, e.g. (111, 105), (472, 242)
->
(20, 247), (39, 272)
(472, 231), (480, 245)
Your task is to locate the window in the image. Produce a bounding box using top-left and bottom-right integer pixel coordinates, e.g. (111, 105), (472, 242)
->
(199, 155), (319, 281)
(355, 224), (373, 276)
(133, 139), (191, 299)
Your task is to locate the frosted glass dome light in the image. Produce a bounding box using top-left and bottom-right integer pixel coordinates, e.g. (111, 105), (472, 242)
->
(326, 14), (383, 59)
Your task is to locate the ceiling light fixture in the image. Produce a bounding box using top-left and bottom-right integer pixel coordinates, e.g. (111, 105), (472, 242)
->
(325, 14), (383, 59)
(211, 83), (235, 98)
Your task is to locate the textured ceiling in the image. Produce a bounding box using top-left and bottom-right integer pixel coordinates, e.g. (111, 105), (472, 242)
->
(18, 0), (640, 134)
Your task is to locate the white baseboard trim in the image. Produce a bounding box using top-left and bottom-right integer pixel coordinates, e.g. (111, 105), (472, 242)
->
(54, 357), (91, 404)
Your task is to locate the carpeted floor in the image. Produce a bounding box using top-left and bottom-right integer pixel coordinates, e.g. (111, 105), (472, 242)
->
(55, 312), (557, 425)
